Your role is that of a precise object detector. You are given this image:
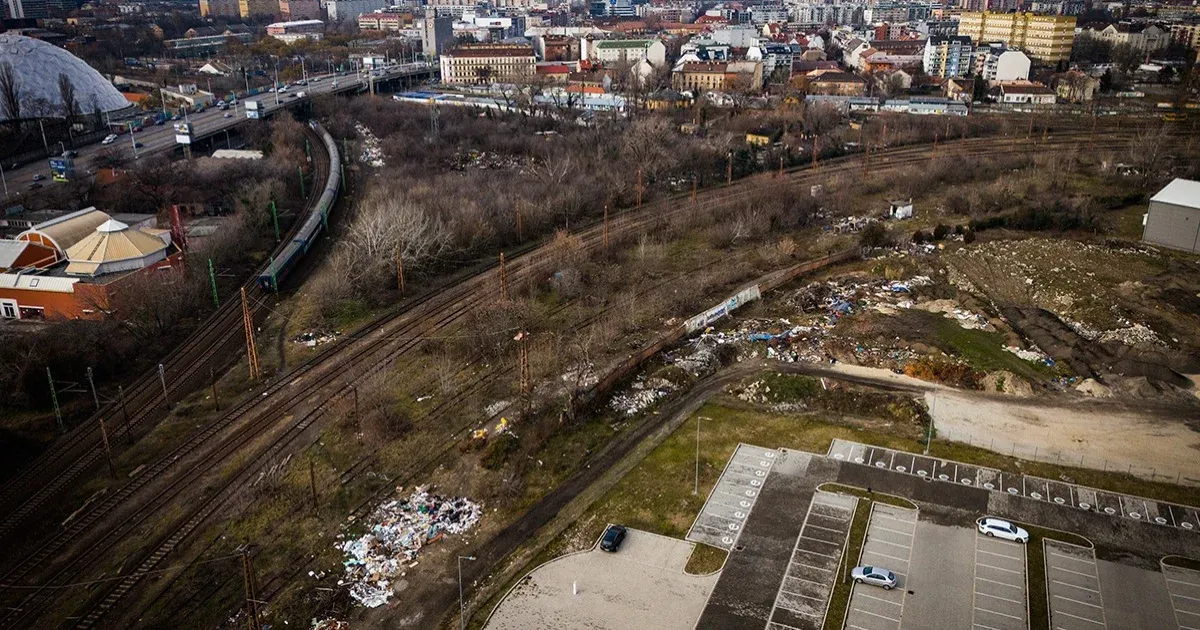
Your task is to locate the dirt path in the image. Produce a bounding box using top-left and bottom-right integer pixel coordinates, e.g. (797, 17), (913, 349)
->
(769, 362), (1200, 486)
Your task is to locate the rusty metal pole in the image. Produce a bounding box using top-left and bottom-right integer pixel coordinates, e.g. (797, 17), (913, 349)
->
(726, 151), (732, 185)
(396, 246), (404, 293)
(499, 252), (509, 301)
(603, 204), (609, 251)
(636, 167), (643, 209)
(309, 456), (319, 517)
(99, 417), (116, 478)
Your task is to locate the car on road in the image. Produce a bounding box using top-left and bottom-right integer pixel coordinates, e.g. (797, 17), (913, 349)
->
(32, 174), (44, 181)
(102, 134), (118, 144)
(154, 119), (165, 125)
(133, 141), (144, 148)
(224, 113), (233, 118)
(977, 517), (1029, 543)
(851, 566), (897, 590)
(600, 524), (627, 552)
(61, 150), (77, 158)
(30, 182), (42, 189)
(217, 100), (225, 107)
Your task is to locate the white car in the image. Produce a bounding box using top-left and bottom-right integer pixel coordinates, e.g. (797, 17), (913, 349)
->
(102, 133), (118, 145)
(978, 517), (1029, 543)
(851, 566), (897, 590)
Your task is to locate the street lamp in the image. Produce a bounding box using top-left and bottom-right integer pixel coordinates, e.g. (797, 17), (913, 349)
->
(924, 393), (936, 455)
(694, 416), (708, 495)
(128, 121), (139, 158)
(0, 161), (9, 198)
(458, 555), (477, 630)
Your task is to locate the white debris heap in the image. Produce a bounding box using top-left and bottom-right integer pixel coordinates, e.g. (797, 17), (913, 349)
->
(337, 486), (482, 608)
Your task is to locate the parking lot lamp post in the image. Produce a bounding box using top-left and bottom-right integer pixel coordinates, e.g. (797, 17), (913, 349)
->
(695, 416), (707, 495)
(0, 161), (9, 197)
(458, 555), (477, 630)
(924, 393), (936, 455)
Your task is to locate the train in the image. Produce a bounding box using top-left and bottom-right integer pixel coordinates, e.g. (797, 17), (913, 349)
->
(257, 120), (341, 291)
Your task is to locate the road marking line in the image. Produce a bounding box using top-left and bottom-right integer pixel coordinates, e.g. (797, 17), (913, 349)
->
(1172, 592), (1200, 603)
(976, 576), (1022, 588)
(779, 588), (825, 601)
(977, 548), (1021, 561)
(871, 539), (913, 550)
(974, 606), (1023, 620)
(796, 545), (839, 557)
(1052, 608), (1105, 624)
(977, 562), (1022, 575)
(1053, 593), (1103, 609)
(1048, 551), (1098, 566)
(791, 562), (834, 573)
(1050, 564), (1098, 579)
(861, 550), (909, 563)
(855, 591), (903, 606)
(1051, 579), (1099, 593)
(872, 525), (915, 537)
(850, 607), (901, 623)
(973, 623), (1004, 630)
(1177, 609), (1200, 618)
(786, 575), (829, 587)
(808, 523), (849, 534)
(976, 591), (1022, 604)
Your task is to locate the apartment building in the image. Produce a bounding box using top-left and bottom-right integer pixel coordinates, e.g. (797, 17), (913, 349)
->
(957, 11), (1076, 63)
(1172, 23), (1200, 50)
(439, 44), (536, 84)
(199, 0), (239, 18)
(237, 0), (278, 19)
(922, 35), (974, 77)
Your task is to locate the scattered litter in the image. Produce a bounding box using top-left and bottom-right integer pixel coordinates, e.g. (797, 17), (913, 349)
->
(609, 376), (674, 416)
(356, 123), (385, 167)
(449, 149), (527, 171)
(311, 619), (350, 630)
(337, 486), (482, 608)
(292, 330), (340, 348)
(828, 215), (872, 234)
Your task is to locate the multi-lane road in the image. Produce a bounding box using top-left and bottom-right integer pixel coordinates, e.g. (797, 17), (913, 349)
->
(0, 62), (431, 200)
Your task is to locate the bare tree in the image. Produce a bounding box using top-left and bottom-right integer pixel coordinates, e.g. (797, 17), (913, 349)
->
(57, 73), (79, 121)
(0, 61), (21, 121)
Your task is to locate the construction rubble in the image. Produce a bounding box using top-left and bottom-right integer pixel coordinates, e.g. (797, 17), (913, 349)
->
(336, 487), (482, 608)
(291, 330), (340, 348)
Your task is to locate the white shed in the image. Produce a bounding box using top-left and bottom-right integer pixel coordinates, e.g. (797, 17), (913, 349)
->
(888, 199), (913, 219)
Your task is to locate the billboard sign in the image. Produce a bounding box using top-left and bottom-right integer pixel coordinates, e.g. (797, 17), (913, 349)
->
(49, 157), (74, 182)
(685, 285), (761, 333)
(174, 122), (193, 144)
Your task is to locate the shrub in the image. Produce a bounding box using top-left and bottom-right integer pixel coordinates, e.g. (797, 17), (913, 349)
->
(481, 433), (520, 470)
(859, 221), (892, 248)
(932, 223), (949, 241)
(912, 230), (926, 244)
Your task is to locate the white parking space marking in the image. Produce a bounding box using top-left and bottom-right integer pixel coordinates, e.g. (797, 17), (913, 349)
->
(1044, 540), (1106, 630)
(686, 443), (776, 550)
(845, 504), (917, 630)
(972, 534), (1028, 630)
(1165, 565), (1200, 630)
(768, 491), (856, 630)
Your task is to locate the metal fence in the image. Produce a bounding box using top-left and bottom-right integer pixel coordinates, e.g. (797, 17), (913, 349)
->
(936, 424), (1200, 487)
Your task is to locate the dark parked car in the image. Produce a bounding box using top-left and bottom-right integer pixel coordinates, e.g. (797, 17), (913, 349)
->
(600, 524), (627, 552)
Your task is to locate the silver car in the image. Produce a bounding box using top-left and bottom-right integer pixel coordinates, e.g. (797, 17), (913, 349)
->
(851, 566), (897, 590)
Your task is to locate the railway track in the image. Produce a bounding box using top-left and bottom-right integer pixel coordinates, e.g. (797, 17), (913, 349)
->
(0, 127), (334, 545)
(85, 131), (1179, 627)
(0, 124), (1172, 628)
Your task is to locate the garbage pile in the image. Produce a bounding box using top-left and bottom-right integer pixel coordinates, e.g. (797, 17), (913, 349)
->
(609, 375), (674, 416)
(1003, 345), (1055, 366)
(291, 330), (340, 348)
(449, 149), (526, 171)
(312, 619), (349, 630)
(828, 215), (872, 234)
(355, 123), (385, 167)
(337, 487), (482, 608)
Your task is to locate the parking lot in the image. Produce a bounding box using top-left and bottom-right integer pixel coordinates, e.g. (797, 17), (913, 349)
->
(844, 503), (915, 630)
(1165, 564), (1200, 630)
(1045, 540), (1106, 629)
(687, 444), (777, 550)
(827, 439), (1200, 531)
(767, 490), (856, 630)
(972, 533), (1028, 630)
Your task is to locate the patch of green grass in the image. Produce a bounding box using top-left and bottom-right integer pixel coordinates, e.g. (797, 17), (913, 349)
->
(1164, 555), (1200, 573)
(684, 543), (728, 575)
(933, 317), (1055, 381)
(820, 483), (917, 509)
(823, 496), (867, 630)
(1022, 524), (1092, 629)
(760, 372), (821, 402)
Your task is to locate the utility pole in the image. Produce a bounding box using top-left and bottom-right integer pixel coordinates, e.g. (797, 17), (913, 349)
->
(515, 206), (523, 241)
(691, 177), (697, 206)
(515, 331), (530, 397)
(86, 366), (99, 411)
(99, 417), (116, 478)
(208, 258), (219, 308)
(47, 367), (63, 433)
(458, 555), (477, 630)
(726, 151), (732, 185)
(694, 415), (703, 495)
(211, 367), (220, 410)
(812, 137), (819, 170)
(309, 456), (319, 517)
(158, 363), (169, 411)
(1027, 116), (1033, 139)
(932, 132), (938, 157)
(778, 153), (784, 177)
(881, 123), (887, 147)
(602, 205), (609, 252)
(863, 141), (869, 177)
(242, 288), (261, 380)
(119, 385), (131, 444)
(499, 252), (509, 301)
(636, 167), (643, 209)
(395, 246), (405, 293)
(242, 549), (262, 630)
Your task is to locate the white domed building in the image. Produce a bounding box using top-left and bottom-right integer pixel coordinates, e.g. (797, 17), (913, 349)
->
(0, 33), (131, 121)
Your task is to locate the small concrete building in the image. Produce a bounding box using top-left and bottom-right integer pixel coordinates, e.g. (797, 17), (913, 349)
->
(1142, 178), (1200, 254)
(889, 198), (913, 219)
